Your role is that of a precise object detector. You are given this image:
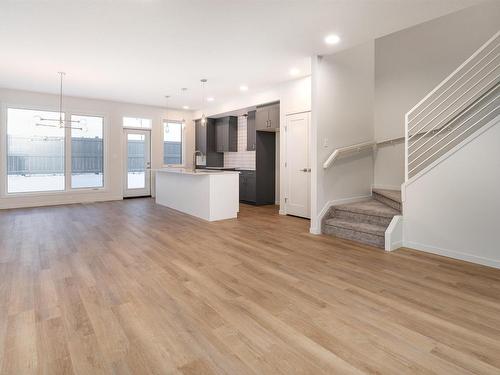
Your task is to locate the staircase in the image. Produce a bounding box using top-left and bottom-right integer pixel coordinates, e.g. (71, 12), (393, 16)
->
(322, 189), (401, 249)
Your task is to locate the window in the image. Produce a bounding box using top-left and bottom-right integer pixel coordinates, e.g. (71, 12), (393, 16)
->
(5, 107), (106, 194)
(7, 108), (65, 193)
(71, 115), (104, 188)
(163, 121), (183, 165)
(123, 117), (152, 129)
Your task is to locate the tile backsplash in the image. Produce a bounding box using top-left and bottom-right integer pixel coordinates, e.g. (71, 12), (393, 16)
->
(223, 116), (256, 170)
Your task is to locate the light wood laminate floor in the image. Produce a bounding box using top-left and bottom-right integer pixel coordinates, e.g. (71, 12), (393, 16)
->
(1, 198), (500, 374)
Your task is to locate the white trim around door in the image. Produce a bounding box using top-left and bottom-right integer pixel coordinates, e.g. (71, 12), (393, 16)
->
(123, 128), (151, 197)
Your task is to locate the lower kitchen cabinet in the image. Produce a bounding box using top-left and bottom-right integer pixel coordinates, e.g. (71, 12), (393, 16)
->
(239, 170), (256, 203)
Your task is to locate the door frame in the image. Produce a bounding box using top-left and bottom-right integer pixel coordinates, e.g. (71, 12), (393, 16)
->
(123, 128), (152, 197)
(284, 111), (311, 218)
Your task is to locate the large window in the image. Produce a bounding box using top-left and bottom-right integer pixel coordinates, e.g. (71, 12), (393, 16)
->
(7, 108), (65, 193)
(6, 108), (105, 194)
(163, 121), (183, 165)
(71, 115), (104, 188)
(123, 117), (152, 129)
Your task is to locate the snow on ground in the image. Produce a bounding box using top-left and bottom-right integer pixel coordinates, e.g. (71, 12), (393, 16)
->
(8, 173), (145, 193)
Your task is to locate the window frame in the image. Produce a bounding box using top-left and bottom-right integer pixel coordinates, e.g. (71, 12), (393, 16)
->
(122, 116), (152, 129)
(69, 113), (106, 190)
(162, 119), (185, 167)
(1, 103), (108, 197)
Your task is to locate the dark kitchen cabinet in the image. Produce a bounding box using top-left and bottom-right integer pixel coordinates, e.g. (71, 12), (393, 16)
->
(195, 118), (216, 154)
(215, 116), (237, 152)
(239, 170), (256, 203)
(256, 102), (280, 131)
(195, 119), (206, 154)
(195, 118), (223, 168)
(246, 110), (256, 151)
(239, 131), (276, 205)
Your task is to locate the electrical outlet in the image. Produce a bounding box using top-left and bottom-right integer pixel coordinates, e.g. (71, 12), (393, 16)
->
(323, 138), (329, 148)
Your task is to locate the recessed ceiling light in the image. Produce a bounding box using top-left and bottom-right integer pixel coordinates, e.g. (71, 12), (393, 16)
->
(206, 97), (215, 102)
(325, 34), (341, 45)
(182, 105), (189, 110)
(290, 68), (300, 76)
(240, 85), (249, 92)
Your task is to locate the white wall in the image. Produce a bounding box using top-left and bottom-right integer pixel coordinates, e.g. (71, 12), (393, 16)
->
(403, 117), (500, 269)
(311, 42), (375, 233)
(0, 88), (193, 209)
(196, 76), (312, 212)
(374, 1), (500, 188)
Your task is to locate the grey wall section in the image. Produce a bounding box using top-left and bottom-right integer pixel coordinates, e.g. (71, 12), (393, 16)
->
(314, 41), (375, 227)
(374, 1), (500, 188)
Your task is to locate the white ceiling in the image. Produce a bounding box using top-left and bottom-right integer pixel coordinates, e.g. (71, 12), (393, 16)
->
(0, 0), (482, 110)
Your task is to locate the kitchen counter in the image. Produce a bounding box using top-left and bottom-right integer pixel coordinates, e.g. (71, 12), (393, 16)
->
(155, 168), (239, 221)
(156, 168), (240, 176)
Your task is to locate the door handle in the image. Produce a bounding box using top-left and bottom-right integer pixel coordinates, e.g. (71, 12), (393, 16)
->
(307, 168), (311, 172)
(300, 168), (308, 172)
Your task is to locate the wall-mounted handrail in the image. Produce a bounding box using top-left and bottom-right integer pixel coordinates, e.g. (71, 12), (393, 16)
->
(323, 141), (375, 169)
(322, 136), (405, 169)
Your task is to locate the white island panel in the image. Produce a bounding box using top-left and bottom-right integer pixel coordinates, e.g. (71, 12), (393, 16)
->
(155, 169), (239, 221)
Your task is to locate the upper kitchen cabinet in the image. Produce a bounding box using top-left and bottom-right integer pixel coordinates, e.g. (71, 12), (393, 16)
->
(195, 118), (215, 154)
(195, 118), (223, 167)
(215, 116), (238, 152)
(246, 110), (256, 151)
(255, 102), (280, 131)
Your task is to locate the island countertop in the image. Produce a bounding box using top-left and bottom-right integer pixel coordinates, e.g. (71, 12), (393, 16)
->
(156, 168), (240, 176)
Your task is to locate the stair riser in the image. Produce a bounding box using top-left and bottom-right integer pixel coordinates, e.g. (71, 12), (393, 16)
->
(324, 225), (385, 249)
(373, 192), (401, 211)
(333, 208), (392, 227)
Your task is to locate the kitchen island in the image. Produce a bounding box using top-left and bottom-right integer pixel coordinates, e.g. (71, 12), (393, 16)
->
(155, 168), (240, 221)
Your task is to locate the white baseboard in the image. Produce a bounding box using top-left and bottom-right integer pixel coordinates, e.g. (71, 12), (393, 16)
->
(403, 241), (500, 269)
(0, 194), (123, 210)
(309, 227), (321, 235)
(309, 195), (371, 235)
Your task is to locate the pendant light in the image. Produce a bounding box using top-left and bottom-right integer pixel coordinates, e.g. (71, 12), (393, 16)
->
(35, 72), (87, 131)
(200, 79), (207, 127)
(164, 95), (171, 133)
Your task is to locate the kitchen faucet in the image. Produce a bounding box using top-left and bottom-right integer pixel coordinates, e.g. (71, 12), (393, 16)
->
(193, 150), (204, 172)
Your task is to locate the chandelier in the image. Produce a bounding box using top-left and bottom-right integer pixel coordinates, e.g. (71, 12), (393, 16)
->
(35, 72), (87, 131)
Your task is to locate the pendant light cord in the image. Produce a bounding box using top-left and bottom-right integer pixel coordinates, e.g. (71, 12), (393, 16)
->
(58, 72), (64, 125)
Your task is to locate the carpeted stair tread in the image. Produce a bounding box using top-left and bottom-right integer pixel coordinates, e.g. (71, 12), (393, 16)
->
(334, 199), (400, 218)
(372, 189), (402, 211)
(325, 218), (386, 236)
(372, 188), (402, 203)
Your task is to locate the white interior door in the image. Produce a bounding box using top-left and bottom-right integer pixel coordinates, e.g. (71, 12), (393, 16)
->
(123, 129), (151, 197)
(285, 112), (311, 218)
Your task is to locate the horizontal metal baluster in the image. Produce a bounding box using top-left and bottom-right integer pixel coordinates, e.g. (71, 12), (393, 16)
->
(408, 87), (499, 159)
(408, 44), (499, 130)
(409, 105), (500, 175)
(407, 31), (500, 119)
(408, 66), (500, 141)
